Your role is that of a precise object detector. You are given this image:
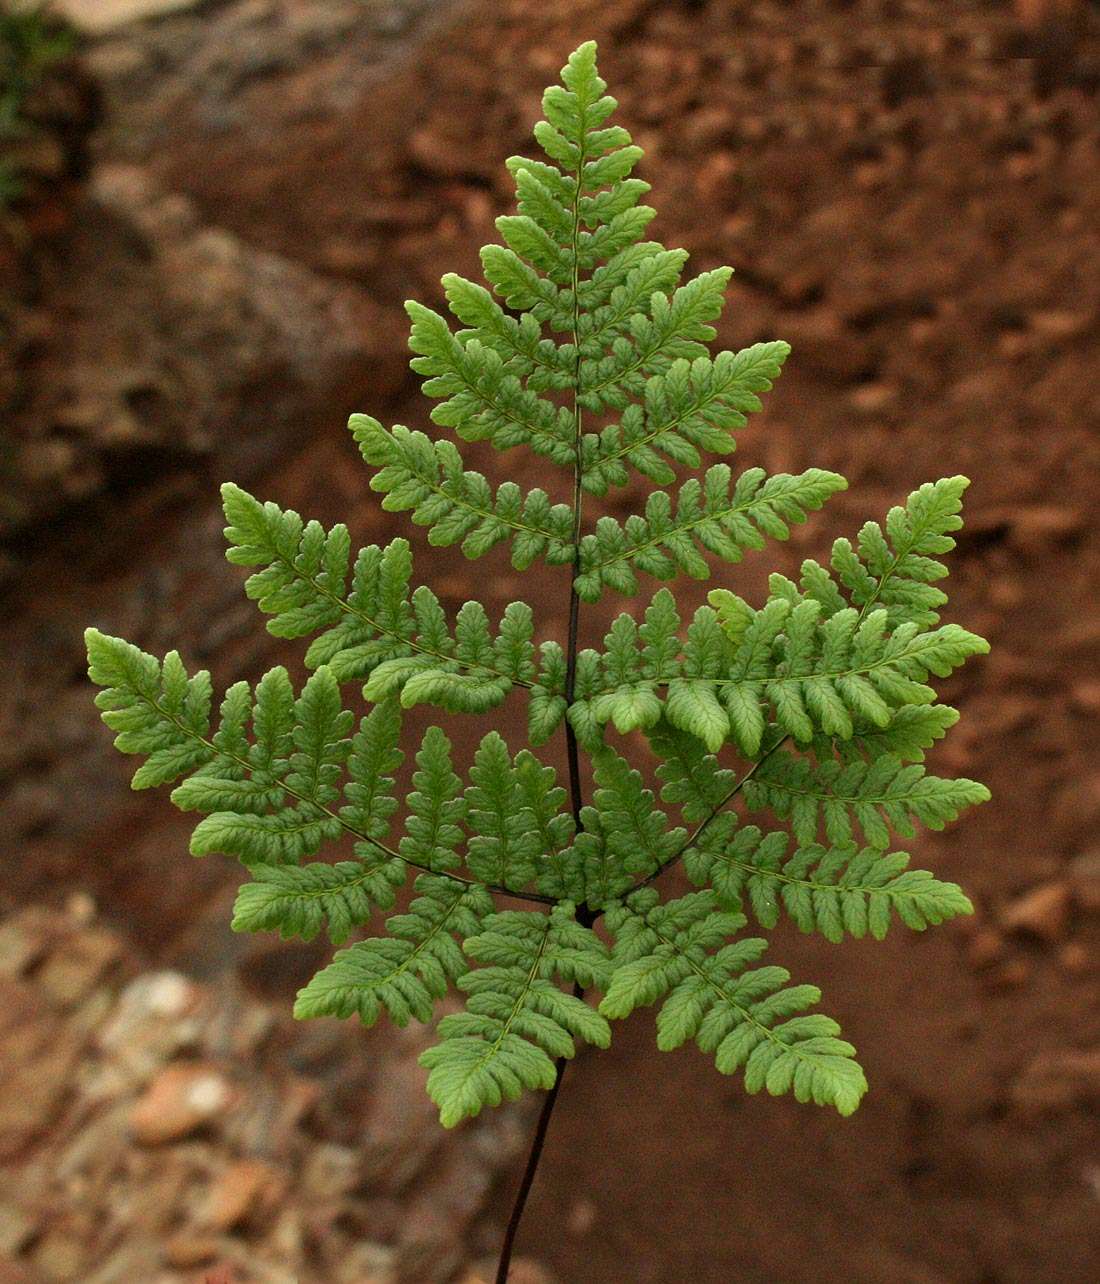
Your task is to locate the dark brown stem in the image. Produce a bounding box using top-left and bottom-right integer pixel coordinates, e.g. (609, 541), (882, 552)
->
(494, 983), (581, 1284)
(495, 108), (590, 1283)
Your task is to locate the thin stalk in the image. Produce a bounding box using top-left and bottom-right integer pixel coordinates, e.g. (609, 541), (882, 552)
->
(496, 112), (590, 1284)
(494, 982), (584, 1284)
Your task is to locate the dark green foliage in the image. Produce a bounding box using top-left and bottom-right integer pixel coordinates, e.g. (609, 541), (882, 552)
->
(87, 42), (988, 1127)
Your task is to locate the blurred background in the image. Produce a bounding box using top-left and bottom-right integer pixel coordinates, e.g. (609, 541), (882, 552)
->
(1, 0), (1098, 1281)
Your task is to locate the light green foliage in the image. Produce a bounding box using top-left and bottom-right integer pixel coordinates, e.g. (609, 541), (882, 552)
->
(293, 876), (493, 1025)
(742, 749), (990, 849)
(600, 890), (867, 1115)
(87, 42), (988, 1129)
(573, 465), (847, 601)
(683, 824), (973, 942)
(420, 905), (611, 1126)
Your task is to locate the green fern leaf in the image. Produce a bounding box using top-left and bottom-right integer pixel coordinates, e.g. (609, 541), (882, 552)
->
(743, 749), (990, 848)
(231, 857), (407, 944)
(778, 476), (971, 629)
(464, 732), (544, 890)
(600, 889), (866, 1115)
(224, 483), (536, 709)
(352, 414), (575, 568)
(419, 903), (611, 1126)
(684, 826), (974, 942)
(573, 465), (846, 601)
(88, 42), (992, 1149)
(294, 875), (493, 1025)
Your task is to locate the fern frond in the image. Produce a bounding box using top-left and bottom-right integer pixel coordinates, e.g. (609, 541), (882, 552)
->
(231, 858), (407, 945)
(648, 719), (737, 822)
(293, 875), (494, 1025)
(572, 465), (846, 601)
(772, 476), (971, 629)
(406, 301), (577, 464)
(86, 632), (546, 906)
(585, 592), (988, 755)
(586, 746), (685, 881)
(87, 41), (992, 1146)
(743, 749), (990, 849)
(575, 267), (731, 412)
(581, 342), (791, 495)
(464, 733), (543, 891)
(351, 415), (575, 568)
(683, 825), (973, 942)
(600, 889), (867, 1115)
(87, 628), (218, 790)
(419, 903), (611, 1126)
(837, 703), (961, 763)
(222, 483), (538, 712)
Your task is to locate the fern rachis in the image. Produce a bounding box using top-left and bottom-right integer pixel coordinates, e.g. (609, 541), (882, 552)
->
(86, 42), (989, 1280)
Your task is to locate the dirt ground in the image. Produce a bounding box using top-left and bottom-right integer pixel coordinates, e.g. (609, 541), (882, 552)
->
(2, 0), (1099, 1281)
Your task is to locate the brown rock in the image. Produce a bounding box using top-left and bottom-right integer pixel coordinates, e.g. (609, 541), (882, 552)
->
(360, 1057), (441, 1192)
(1054, 772), (1100, 836)
(1069, 679), (1100, 716)
(567, 1196), (597, 1237)
(985, 958), (1032, 991)
(201, 1158), (284, 1232)
(464, 1260), (556, 1284)
(1058, 942), (1090, 974)
(1067, 851), (1100, 913)
(35, 927), (122, 1009)
(848, 382), (897, 414)
(1005, 505), (1083, 554)
(29, 1230), (87, 1281)
(0, 1202), (34, 1256)
(1011, 1048), (1100, 1115)
(130, 1063), (234, 1144)
(0, 908), (65, 979)
(162, 1233), (222, 1268)
(54, 0), (201, 37)
(966, 929), (1006, 970)
(301, 1142), (361, 1201)
(999, 882), (1071, 942)
(331, 1241), (397, 1284)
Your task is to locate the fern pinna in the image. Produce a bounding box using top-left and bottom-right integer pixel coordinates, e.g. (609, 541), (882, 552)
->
(86, 42), (988, 1273)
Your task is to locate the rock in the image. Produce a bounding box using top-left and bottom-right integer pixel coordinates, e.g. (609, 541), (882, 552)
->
(999, 882), (1071, 942)
(965, 929), (1006, 971)
(0, 1202), (34, 1256)
(1005, 505), (1083, 554)
(984, 958), (1032, 991)
(848, 382), (897, 414)
(464, 1259), (556, 1284)
(1026, 309), (1093, 341)
(1011, 1048), (1100, 1115)
(1058, 942), (1089, 974)
(97, 971), (205, 1084)
(1067, 852), (1100, 912)
(1069, 679), (1100, 716)
(0, 913), (53, 979)
(0, 983), (82, 1160)
(54, 0), (198, 35)
(35, 927), (122, 1009)
(1054, 772), (1100, 836)
(567, 1196), (597, 1236)
(331, 1241), (397, 1284)
(162, 1233), (222, 1269)
(360, 1056), (441, 1192)
(201, 1158), (284, 1232)
(29, 1229), (88, 1281)
(130, 1063), (234, 1144)
(301, 1142), (361, 1202)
